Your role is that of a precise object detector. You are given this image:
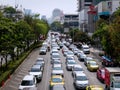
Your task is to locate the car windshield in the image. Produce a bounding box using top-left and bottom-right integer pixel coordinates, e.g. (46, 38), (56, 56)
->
(30, 68), (40, 72)
(67, 57), (74, 60)
(52, 78), (62, 82)
(74, 68), (83, 71)
(53, 67), (62, 70)
(114, 82), (120, 88)
(90, 62), (97, 65)
(52, 55), (60, 58)
(21, 80), (34, 86)
(76, 76), (88, 81)
(68, 61), (76, 64)
(68, 52), (74, 55)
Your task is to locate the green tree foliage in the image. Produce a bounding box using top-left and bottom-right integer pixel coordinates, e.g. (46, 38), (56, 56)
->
(51, 21), (63, 33)
(93, 7), (120, 62)
(69, 29), (92, 44)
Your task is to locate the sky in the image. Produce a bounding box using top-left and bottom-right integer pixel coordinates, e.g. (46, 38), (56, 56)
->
(0, 0), (77, 18)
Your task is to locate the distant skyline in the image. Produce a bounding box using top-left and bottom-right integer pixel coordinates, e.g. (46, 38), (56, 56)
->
(0, 0), (78, 18)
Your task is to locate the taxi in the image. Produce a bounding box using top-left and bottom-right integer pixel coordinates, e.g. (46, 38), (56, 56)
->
(49, 75), (65, 88)
(86, 85), (104, 90)
(87, 60), (99, 71)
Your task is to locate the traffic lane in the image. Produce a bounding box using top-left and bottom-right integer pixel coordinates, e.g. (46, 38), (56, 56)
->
(60, 50), (75, 90)
(74, 54), (105, 87)
(37, 52), (51, 90)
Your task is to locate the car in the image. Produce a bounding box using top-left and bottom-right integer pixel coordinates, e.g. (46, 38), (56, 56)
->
(72, 64), (84, 77)
(72, 48), (79, 55)
(49, 75), (65, 89)
(78, 53), (86, 61)
(36, 58), (45, 67)
(51, 65), (64, 76)
(52, 84), (65, 90)
(50, 48), (59, 55)
(81, 44), (90, 54)
(51, 53), (60, 63)
(86, 85), (104, 90)
(39, 47), (47, 55)
(87, 61), (99, 71)
(84, 57), (94, 66)
(18, 75), (37, 90)
(66, 56), (75, 63)
(76, 50), (84, 57)
(66, 51), (74, 57)
(52, 59), (61, 65)
(29, 65), (43, 82)
(96, 68), (105, 83)
(66, 60), (76, 71)
(73, 72), (89, 89)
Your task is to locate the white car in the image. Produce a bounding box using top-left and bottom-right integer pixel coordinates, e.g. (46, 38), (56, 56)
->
(18, 75), (37, 90)
(81, 44), (90, 54)
(84, 57), (93, 66)
(36, 58), (45, 66)
(29, 65), (43, 82)
(66, 51), (74, 57)
(66, 60), (76, 71)
(78, 53), (86, 61)
(51, 65), (64, 76)
(72, 64), (84, 77)
(73, 72), (89, 89)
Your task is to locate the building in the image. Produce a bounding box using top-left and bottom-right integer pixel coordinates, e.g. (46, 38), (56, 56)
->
(77, 0), (120, 35)
(63, 14), (79, 33)
(52, 8), (64, 23)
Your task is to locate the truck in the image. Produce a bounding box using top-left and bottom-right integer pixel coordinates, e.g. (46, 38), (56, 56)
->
(105, 67), (120, 90)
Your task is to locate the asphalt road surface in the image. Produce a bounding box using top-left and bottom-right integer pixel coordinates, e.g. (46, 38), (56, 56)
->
(0, 47), (104, 90)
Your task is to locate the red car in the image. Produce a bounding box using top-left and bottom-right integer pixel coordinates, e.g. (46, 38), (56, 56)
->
(96, 68), (105, 83)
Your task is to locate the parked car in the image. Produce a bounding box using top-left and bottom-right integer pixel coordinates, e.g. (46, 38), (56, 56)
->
(96, 68), (105, 83)
(18, 75), (37, 90)
(29, 65), (43, 82)
(86, 85), (104, 90)
(87, 61), (99, 72)
(49, 75), (65, 89)
(73, 72), (89, 89)
(72, 64), (84, 77)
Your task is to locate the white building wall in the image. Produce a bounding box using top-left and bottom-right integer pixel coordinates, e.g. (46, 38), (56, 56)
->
(112, 0), (120, 14)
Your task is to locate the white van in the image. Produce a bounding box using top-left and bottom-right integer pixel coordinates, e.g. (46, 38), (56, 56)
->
(81, 45), (90, 54)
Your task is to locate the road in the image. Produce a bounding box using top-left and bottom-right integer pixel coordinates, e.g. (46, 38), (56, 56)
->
(0, 47), (104, 90)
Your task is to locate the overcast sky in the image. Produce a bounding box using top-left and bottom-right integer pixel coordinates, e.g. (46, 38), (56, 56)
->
(0, 0), (77, 18)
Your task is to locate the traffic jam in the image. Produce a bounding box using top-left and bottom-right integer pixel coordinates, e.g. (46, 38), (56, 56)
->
(18, 31), (120, 90)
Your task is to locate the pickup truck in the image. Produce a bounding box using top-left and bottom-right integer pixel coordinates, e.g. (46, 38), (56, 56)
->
(105, 67), (120, 90)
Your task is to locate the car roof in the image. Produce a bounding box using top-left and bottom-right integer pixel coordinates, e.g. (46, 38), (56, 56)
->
(23, 75), (34, 80)
(32, 65), (41, 68)
(53, 85), (65, 90)
(37, 58), (44, 60)
(73, 64), (82, 68)
(75, 72), (86, 76)
(52, 75), (62, 78)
